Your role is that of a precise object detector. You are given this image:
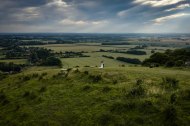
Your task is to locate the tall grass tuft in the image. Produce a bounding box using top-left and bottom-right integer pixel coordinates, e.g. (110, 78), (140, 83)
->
(0, 91), (10, 106)
(162, 77), (179, 89)
(163, 104), (178, 126)
(23, 91), (37, 100)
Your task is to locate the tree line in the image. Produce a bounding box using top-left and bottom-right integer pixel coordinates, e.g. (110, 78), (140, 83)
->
(142, 48), (190, 67)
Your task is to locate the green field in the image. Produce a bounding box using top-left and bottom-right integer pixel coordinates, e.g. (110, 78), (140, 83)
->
(1, 43), (189, 126)
(0, 59), (27, 64)
(24, 44), (175, 68)
(1, 66), (190, 125)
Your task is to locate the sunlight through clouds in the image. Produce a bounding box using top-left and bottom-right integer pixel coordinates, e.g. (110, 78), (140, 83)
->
(134, 0), (186, 7)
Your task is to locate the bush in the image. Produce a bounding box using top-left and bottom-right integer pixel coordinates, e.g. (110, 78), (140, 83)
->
(74, 69), (80, 73)
(0, 62), (22, 73)
(39, 86), (47, 93)
(175, 60), (184, 67)
(102, 55), (114, 59)
(116, 57), (142, 64)
(89, 75), (102, 83)
(23, 91), (37, 100)
(102, 86), (111, 93)
(165, 60), (175, 67)
(163, 105), (178, 126)
(32, 73), (39, 78)
(110, 101), (136, 113)
(126, 50), (147, 55)
(82, 85), (91, 91)
(0, 73), (7, 80)
(84, 71), (89, 75)
(41, 72), (47, 76)
(170, 93), (177, 104)
(97, 112), (114, 126)
(43, 56), (62, 67)
(0, 91), (10, 106)
(112, 79), (118, 84)
(179, 89), (190, 100)
(162, 77), (179, 89)
(136, 79), (143, 85)
(128, 85), (146, 97)
(142, 48), (190, 67)
(22, 75), (31, 81)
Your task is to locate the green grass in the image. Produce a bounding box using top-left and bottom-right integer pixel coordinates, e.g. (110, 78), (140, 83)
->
(1, 66), (190, 126)
(0, 59), (28, 64)
(20, 44), (176, 68)
(0, 44), (187, 125)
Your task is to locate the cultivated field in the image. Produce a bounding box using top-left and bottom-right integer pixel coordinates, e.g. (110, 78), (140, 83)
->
(24, 43), (176, 68)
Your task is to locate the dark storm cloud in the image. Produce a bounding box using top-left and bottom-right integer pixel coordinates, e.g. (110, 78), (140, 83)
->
(0, 0), (190, 33)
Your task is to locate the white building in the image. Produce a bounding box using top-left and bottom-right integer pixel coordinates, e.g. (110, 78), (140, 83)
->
(99, 61), (104, 69)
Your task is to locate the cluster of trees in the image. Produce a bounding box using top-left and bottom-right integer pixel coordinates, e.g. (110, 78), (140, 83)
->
(3, 46), (62, 67)
(19, 41), (46, 45)
(29, 47), (52, 63)
(61, 51), (90, 58)
(0, 62), (23, 73)
(28, 47), (62, 67)
(102, 55), (114, 59)
(101, 42), (130, 45)
(5, 46), (28, 59)
(0, 39), (19, 47)
(42, 56), (62, 67)
(98, 49), (147, 55)
(143, 48), (190, 67)
(126, 50), (147, 55)
(132, 45), (148, 49)
(116, 57), (142, 64)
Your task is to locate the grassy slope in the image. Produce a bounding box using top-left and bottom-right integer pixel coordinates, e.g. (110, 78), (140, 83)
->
(0, 66), (190, 126)
(0, 59), (28, 64)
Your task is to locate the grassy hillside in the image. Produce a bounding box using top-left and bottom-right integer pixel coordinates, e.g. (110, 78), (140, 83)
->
(1, 66), (190, 126)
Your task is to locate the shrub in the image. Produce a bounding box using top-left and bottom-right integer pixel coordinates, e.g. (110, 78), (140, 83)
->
(136, 79), (143, 85)
(82, 85), (91, 91)
(23, 91), (37, 100)
(112, 79), (118, 84)
(170, 93), (177, 104)
(142, 49), (190, 67)
(0, 62), (22, 73)
(15, 104), (20, 111)
(163, 105), (178, 126)
(0, 73), (7, 80)
(67, 68), (72, 72)
(179, 89), (190, 100)
(97, 112), (114, 126)
(23, 91), (30, 97)
(175, 60), (184, 67)
(89, 75), (102, 83)
(116, 57), (142, 64)
(110, 101), (136, 113)
(43, 56), (62, 67)
(84, 71), (89, 75)
(39, 86), (47, 93)
(102, 86), (111, 93)
(38, 76), (43, 80)
(32, 73), (39, 78)
(126, 50), (147, 55)
(102, 55), (114, 59)
(165, 60), (175, 67)
(162, 77), (179, 89)
(41, 72), (47, 76)
(0, 91), (9, 106)
(74, 69), (80, 73)
(128, 85), (146, 97)
(22, 75), (31, 81)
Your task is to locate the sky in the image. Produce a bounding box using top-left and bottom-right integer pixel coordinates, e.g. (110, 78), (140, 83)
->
(0, 0), (190, 33)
